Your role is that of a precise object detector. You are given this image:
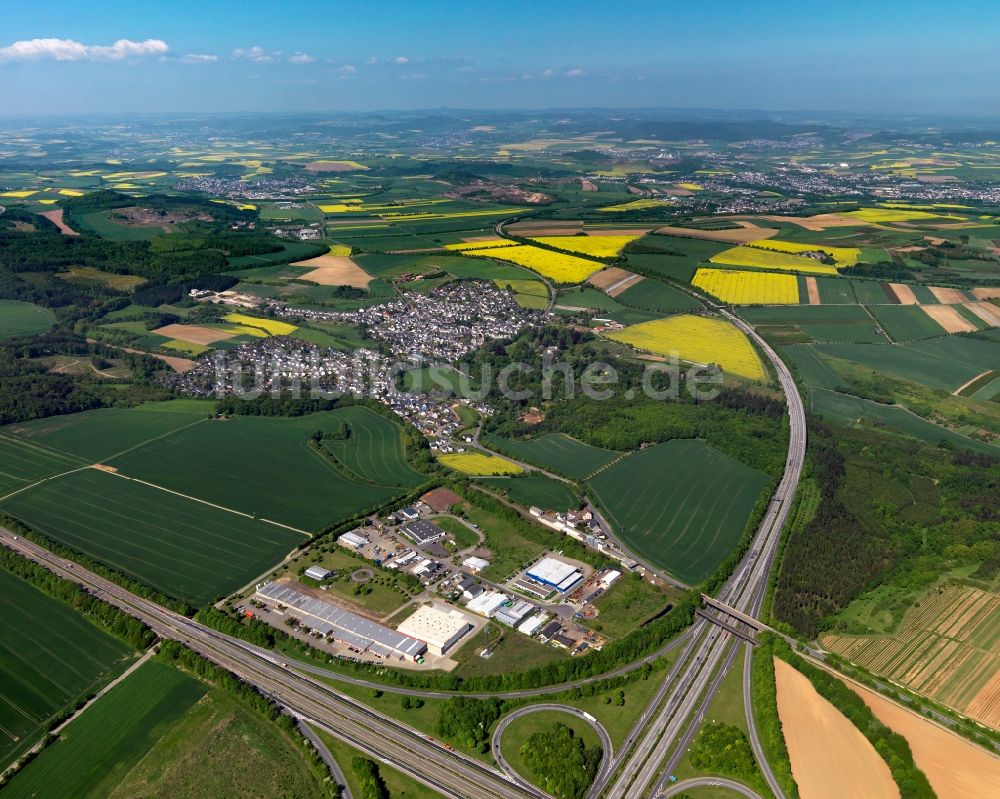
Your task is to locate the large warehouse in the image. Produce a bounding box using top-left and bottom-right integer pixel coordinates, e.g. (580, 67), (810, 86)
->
(525, 557), (584, 592)
(396, 604), (474, 656)
(255, 581), (426, 662)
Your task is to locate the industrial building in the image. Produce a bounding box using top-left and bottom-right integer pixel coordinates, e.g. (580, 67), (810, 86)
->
(396, 605), (474, 656)
(303, 565), (332, 581)
(495, 600), (536, 628)
(466, 590), (509, 617)
(338, 531), (368, 549)
(462, 556), (490, 574)
(255, 581), (426, 662)
(401, 519), (447, 546)
(518, 614), (548, 636)
(525, 557), (585, 593)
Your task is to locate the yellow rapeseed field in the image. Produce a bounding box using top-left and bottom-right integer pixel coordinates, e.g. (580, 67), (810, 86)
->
(529, 234), (641, 258)
(444, 239), (519, 251)
(845, 207), (963, 223)
(709, 246), (839, 275)
(597, 198), (665, 212)
(221, 313), (297, 336)
(326, 244), (353, 256)
(437, 452), (523, 475)
(607, 314), (765, 380)
(482, 245), (602, 283)
(747, 238), (860, 265)
(676, 182), (703, 190)
(692, 268), (799, 305)
(318, 203), (364, 213)
(0, 190), (36, 198)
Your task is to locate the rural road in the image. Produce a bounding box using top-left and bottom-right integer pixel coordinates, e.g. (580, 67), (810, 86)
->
(490, 704), (613, 799)
(297, 718), (353, 799)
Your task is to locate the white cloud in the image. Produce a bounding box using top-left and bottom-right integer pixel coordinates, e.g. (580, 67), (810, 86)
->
(232, 46), (275, 63)
(337, 64), (357, 74)
(392, 55), (409, 64)
(180, 53), (218, 64)
(0, 37), (169, 62)
(288, 52), (314, 64)
(564, 68), (585, 78)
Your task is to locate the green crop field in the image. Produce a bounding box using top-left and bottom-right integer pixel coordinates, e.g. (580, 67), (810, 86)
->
(587, 440), (769, 584)
(3, 401), (213, 464)
(868, 305), (947, 341)
(0, 432), (85, 496)
(484, 474), (579, 511)
(483, 433), (619, 479)
(625, 236), (732, 282)
(815, 276), (857, 304)
(814, 337), (1000, 392)
(615, 277), (700, 312)
(851, 280), (892, 305)
(108, 411), (403, 532)
(0, 469), (303, 605)
(798, 323), (885, 343)
(322, 406), (425, 487)
(742, 305), (872, 324)
(782, 344), (849, 391)
(2, 661), (203, 799)
(0, 567), (134, 766)
(809, 389), (999, 455)
(0, 300), (56, 340)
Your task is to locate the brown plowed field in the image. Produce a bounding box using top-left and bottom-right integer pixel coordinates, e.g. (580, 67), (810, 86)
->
(774, 657), (899, 799)
(888, 283), (919, 304)
(152, 324), (235, 345)
(292, 253), (373, 287)
(921, 305), (978, 333)
(929, 286), (969, 304)
(845, 677), (1000, 798)
(39, 209), (79, 236)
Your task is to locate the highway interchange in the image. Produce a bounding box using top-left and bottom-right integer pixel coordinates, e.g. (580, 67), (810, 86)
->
(0, 299), (807, 798)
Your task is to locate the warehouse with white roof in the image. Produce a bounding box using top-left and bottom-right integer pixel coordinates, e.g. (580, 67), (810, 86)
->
(396, 604), (474, 656)
(525, 556), (584, 592)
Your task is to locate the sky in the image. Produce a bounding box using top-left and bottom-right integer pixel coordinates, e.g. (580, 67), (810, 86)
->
(1, 0), (999, 117)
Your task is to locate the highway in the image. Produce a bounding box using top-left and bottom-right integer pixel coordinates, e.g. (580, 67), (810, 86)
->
(490, 704), (613, 798)
(659, 776), (766, 799)
(596, 306), (806, 799)
(0, 528), (543, 799)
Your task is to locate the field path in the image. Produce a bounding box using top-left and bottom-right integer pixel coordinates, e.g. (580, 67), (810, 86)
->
(99, 469), (312, 538)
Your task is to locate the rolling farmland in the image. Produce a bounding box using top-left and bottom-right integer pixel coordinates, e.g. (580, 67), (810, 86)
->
(821, 584), (1000, 729)
(482, 433), (620, 479)
(0, 300), (56, 340)
(528, 234), (641, 258)
(615, 277), (699, 312)
(1, 661), (205, 799)
(480, 244), (603, 283)
(587, 440), (769, 583)
(108, 411), (402, 532)
(709, 245), (840, 275)
(0, 469), (304, 605)
(490, 474), (579, 511)
(0, 567), (134, 766)
(321, 406), (425, 487)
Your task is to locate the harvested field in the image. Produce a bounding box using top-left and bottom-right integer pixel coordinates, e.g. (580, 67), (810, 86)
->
(964, 302), (1000, 326)
(921, 305), (978, 333)
(151, 324), (234, 346)
(888, 283), (919, 305)
(588, 267), (642, 297)
(929, 286), (969, 304)
(774, 657), (899, 799)
(805, 276), (820, 305)
(292, 250), (373, 287)
(846, 678), (1000, 799)
(971, 287), (1000, 300)
(653, 224), (779, 244)
(39, 209), (78, 236)
(820, 585), (1000, 727)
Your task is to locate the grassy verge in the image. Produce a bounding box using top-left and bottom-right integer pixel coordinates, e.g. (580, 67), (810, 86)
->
(316, 729), (443, 799)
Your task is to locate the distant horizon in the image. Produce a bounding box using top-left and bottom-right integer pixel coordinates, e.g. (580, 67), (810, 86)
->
(2, 0), (999, 116)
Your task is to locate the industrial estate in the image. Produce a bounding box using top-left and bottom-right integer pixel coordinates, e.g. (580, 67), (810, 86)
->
(1, 6), (1000, 799)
